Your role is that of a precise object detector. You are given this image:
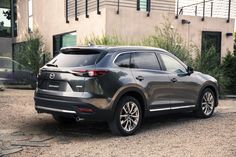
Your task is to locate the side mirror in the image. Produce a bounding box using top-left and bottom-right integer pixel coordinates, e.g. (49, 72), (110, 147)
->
(187, 66), (194, 75)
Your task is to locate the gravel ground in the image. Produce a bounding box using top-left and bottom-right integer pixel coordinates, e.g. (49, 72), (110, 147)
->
(0, 89), (236, 157)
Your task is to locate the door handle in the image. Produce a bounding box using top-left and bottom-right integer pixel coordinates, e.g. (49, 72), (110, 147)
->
(136, 76), (144, 81)
(171, 78), (177, 83)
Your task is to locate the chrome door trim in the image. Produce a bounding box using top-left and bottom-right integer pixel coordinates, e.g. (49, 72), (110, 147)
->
(149, 107), (170, 112)
(149, 105), (195, 112)
(171, 105), (195, 110)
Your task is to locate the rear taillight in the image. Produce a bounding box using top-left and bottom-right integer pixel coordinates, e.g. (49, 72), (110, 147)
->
(78, 108), (94, 113)
(70, 70), (109, 77)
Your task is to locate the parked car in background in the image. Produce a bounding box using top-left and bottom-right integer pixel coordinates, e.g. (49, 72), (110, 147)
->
(0, 57), (37, 88)
(34, 46), (219, 136)
(0, 79), (4, 91)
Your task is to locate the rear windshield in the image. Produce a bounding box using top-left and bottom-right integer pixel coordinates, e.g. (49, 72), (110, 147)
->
(48, 50), (104, 67)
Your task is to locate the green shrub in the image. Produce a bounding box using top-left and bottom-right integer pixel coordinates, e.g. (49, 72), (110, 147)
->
(193, 47), (220, 74)
(84, 35), (125, 46)
(193, 47), (226, 93)
(221, 52), (236, 94)
(15, 30), (50, 74)
(142, 20), (194, 66)
(84, 21), (195, 67)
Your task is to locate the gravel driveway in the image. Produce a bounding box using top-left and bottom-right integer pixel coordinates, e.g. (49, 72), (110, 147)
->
(0, 89), (236, 157)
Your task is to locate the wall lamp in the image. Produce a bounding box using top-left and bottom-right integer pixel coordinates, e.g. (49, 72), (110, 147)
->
(182, 19), (191, 24)
(226, 33), (233, 37)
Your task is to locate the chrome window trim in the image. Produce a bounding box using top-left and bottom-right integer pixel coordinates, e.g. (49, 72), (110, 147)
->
(112, 51), (162, 71)
(113, 51), (131, 67)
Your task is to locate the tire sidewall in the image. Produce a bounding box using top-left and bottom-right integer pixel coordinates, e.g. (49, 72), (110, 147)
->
(115, 96), (142, 136)
(197, 88), (216, 118)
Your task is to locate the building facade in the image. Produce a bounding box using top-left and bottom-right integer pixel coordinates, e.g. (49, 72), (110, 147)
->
(0, 0), (235, 59)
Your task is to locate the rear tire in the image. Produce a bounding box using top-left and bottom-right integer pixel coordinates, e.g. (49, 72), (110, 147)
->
(196, 88), (216, 118)
(52, 115), (76, 124)
(109, 96), (142, 136)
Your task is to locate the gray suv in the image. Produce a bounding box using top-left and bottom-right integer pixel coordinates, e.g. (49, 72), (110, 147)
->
(34, 46), (218, 136)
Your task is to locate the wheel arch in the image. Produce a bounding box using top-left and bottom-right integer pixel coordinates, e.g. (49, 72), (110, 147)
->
(111, 87), (148, 119)
(198, 82), (219, 107)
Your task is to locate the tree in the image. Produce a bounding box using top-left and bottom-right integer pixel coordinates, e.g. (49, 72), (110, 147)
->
(14, 30), (50, 74)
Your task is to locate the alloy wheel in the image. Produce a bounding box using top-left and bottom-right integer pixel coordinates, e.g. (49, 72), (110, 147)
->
(120, 101), (140, 132)
(201, 92), (214, 116)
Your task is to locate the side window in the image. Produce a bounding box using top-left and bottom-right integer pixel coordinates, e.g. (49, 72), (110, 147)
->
(114, 53), (130, 68)
(160, 54), (187, 74)
(131, 52), (161, 70)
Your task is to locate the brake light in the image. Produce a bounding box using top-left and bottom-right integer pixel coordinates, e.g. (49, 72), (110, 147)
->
(78, 108), (94, 113)
(71, 70), (109, 77)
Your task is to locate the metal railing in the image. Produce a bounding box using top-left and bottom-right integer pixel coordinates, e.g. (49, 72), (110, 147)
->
(176, 0), (236, 23)
(65, 0), (175, 22)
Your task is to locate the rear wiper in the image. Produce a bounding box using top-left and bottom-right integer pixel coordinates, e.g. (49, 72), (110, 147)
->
(46, 63), (58, 67)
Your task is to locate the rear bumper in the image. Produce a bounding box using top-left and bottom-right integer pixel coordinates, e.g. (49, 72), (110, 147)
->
(34, 96), (113, 121)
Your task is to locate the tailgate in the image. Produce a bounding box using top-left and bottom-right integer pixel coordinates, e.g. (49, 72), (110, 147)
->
(38, 69), (85, 92)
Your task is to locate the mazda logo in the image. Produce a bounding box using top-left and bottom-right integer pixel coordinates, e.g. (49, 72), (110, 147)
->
(49, 73), (55, 79)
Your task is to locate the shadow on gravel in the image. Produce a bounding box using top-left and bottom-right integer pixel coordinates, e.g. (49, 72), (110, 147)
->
(6, 86), (34, 90)
(141, 112), (199, 131)
(19, 112), (215, 140)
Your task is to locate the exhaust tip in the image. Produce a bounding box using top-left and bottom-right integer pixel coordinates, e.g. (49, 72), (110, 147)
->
(76, 116), (84, 122)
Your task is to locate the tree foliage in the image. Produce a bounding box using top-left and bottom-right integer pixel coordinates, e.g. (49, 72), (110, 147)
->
(221, 52), (236, 94)
(142, 20), (194, 66)
(15, 30), (50, 74)
(84, 35), (124, 46)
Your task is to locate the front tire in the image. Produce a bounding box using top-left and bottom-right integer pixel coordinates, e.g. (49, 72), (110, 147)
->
(109, 96), (142, 136)
(196, 88), (216, 118)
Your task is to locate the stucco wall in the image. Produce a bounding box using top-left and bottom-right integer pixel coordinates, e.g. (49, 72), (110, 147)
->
(14, 0), (234, 58)
(15, 0), (107, 56)
(105, 7), (235, 58)
(174, 15), (235, 58)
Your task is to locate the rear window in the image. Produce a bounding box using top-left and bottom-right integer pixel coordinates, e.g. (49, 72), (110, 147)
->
(48, 50), (104, 67)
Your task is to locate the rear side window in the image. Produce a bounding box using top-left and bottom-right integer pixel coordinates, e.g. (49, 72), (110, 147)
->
(131, 52), (161, 70)
(114, 53), (130, 68)
(48, 50), (103, 67)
